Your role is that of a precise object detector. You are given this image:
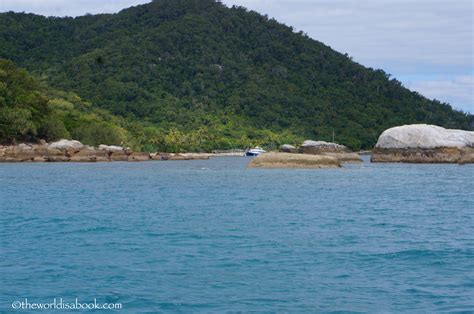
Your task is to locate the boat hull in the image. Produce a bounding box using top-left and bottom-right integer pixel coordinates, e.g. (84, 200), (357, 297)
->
(245, 152), (260, 157)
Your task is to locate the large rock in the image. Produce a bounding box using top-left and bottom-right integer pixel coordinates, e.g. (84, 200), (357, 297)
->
(49, 139), (84, 154)
(248, 152), (341, 169)
(375, 124), (474, 149)
(372, 124), (474, 163)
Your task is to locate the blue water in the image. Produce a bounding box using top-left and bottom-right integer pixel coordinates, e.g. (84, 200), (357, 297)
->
(1, 157), (473, 313)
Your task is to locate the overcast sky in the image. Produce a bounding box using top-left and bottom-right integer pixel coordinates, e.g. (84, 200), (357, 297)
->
(1, 0), (472, 113)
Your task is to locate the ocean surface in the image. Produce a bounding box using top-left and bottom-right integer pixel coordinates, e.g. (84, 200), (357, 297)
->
(1, 157), (473, 313)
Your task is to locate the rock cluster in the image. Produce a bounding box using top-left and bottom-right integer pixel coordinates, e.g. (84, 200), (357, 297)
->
(0, 140), (216, 162)
(279, 140), (362, 163)
(372, 124), (474, 163)
(0, 140), (139, 162)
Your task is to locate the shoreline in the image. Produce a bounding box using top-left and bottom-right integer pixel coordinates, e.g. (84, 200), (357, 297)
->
(0, 140), (249, 163)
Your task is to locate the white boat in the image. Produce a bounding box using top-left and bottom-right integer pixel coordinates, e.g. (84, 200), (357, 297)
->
(245, 147), (266, 156)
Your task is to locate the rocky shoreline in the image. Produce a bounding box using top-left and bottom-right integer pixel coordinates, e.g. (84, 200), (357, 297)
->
(0, 140), (212, 163)
(3, 125), (474, 165)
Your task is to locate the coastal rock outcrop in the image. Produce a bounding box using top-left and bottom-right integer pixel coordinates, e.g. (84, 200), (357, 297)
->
(371, 124), (474, 163)
(248, 152), (341, 169)
(0, 140), (218, 162)
(0, 140), (135, 162)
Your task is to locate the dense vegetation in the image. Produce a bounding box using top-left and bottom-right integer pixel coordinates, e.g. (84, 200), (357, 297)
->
(0, 59), (297, 151)
(0, 59), (137, 147)
(0, 0), (472, 150)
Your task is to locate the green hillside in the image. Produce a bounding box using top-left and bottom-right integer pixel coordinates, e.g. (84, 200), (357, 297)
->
(0, 59), (139, 147)
(0, 59), (298, 151)
(0, 0), (472, 150)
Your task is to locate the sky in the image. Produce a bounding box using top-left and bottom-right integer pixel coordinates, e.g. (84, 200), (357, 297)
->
(1, 0), (472, 113)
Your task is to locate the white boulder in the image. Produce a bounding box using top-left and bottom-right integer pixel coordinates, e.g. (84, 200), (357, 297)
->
(375, 124), (474, 149)
(49, 139), (84, 151)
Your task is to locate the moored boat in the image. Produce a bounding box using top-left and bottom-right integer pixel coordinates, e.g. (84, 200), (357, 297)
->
(245, 147), (266, 156)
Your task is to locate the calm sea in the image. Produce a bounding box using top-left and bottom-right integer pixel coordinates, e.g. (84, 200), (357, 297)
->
(1, 157), (473, 312)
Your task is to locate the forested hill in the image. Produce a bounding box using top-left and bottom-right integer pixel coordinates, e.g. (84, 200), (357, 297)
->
(0, 59), (139, 148)
(0, 0), (472, 150)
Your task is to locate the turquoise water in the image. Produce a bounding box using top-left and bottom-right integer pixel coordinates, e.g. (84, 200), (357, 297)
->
(1, 157), (473, 312)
